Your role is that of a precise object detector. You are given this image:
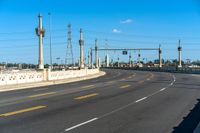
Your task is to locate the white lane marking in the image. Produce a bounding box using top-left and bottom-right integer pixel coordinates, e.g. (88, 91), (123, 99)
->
(33, 88), (48, 91)
(100, 100), (139, 118)
(65, 118), (98, 132)
(135, 97), (147, 103)
(172, 75), (176, 82)
(160, 88), (166, 91)
(168, 75), (176, 86)
(173, 75), (176, 80)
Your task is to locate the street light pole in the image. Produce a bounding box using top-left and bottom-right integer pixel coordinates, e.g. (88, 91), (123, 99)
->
(48, 12), (53, 70)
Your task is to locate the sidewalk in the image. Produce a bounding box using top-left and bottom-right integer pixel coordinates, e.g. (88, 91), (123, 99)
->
(0, 71), (106, 93)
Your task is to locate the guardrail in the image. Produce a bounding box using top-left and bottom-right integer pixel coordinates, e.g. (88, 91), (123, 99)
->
(103, 67), (200, 74)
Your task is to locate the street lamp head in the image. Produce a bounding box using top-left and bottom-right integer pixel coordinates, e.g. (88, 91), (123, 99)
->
(38, 13), (42, 18)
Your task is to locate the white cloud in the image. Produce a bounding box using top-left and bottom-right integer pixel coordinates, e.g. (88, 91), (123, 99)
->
(120, 19), (133, 24)
(112, 29), (121, 33)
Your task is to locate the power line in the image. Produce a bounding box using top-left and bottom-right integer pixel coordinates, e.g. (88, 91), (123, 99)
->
(2, 27), (200, 39)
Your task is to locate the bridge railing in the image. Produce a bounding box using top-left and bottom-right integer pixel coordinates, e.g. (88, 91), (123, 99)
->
(0, 68), (99, 86)
(103, 67), (200, 74)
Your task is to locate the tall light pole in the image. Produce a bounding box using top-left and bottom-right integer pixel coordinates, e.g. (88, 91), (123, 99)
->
(105, 39), (109, 67)
(138, 50), (141, 64)
(48, 12), (53, 70)
(117, 57), (120, 67)
(95, 39), (99, 68)
(79, 29), (84, 69)
(35, 13), (45, 70)
(129, 52), (132, 67)
(88, 50), (90, 67)
(90, 48), (93, 68)
(159, 44), (162, 68)
(178, 40), (182, 68)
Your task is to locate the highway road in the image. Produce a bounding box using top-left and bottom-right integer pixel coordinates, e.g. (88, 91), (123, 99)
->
(0, 69), (200, 133)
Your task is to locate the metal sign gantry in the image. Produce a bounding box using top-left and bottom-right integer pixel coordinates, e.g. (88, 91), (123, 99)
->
(91, 47), (162, 68)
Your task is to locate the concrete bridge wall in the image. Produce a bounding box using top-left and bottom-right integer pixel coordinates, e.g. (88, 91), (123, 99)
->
(0, 69), (99, 86)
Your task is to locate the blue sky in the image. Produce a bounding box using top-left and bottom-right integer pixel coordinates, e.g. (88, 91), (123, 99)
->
(0, 0), (200, 64)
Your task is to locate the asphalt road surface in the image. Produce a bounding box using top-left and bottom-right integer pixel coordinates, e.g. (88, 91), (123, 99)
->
(1, 69), (200, 133)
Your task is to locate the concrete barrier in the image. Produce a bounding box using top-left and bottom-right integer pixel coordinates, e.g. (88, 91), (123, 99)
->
(0, 71), (44, 86)
(103, 67), (200, 74)
(48, 69), (99, 81)
(0, 69), (99, 86)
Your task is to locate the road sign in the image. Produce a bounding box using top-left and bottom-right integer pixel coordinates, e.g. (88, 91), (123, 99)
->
(122, 51), (128, 55)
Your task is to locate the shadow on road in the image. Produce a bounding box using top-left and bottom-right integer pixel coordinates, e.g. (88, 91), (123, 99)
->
(172, 99), (200, 133)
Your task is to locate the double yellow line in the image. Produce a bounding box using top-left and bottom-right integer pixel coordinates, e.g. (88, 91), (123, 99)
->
(138, 80), (145, 84)
(28, 92), (56, 98)
(75, 93), (99, 100)
(81, 85), (95, 89)
(120, 85), (131, 89)
(0, 106), (46, 117)
(1, 85), (98, 117)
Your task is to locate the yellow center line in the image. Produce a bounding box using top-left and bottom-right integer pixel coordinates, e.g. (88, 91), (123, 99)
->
(107, 81), (115, 84)
(0, 106), (46, 117)
(120, 84), (131, 89)
(139, 80), (145, 84)
(28, 92), (56, 98)
(74, 93), (99, 100)
(81, 85), (95, 89)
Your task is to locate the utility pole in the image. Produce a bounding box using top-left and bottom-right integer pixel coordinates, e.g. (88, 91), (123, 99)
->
(95, 39), (99, 68)
(178, 40), (182, 68)
(159, 44), (162, 68)
(48, 12), (53, 70)
(35, 14), (45, 70)
(65, 24), (74, 68)
(79, 29), (84, 69)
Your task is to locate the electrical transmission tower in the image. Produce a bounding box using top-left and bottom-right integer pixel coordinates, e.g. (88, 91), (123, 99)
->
(65, 24), (74, 67)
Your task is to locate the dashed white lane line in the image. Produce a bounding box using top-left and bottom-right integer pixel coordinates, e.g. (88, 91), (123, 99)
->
(135, 97), (147, 103)
(173, 75), (176, 81)
(160, 88), (166, 91)
(65, 118), (98, 132)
